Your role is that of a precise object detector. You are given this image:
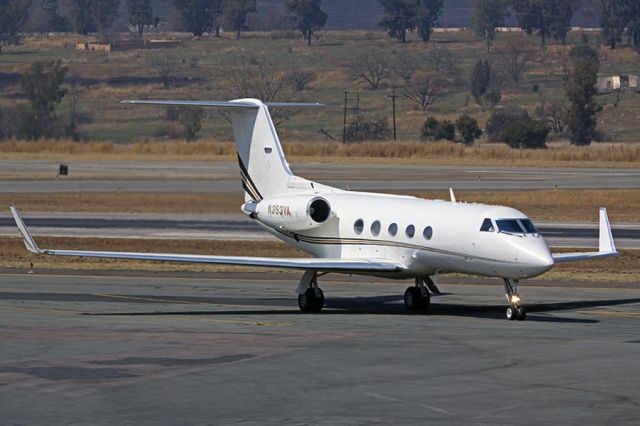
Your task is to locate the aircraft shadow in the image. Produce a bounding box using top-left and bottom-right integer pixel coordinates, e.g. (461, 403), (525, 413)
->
(82, 296), (640, 323)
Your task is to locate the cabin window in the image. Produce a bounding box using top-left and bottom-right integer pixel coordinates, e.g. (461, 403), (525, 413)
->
(423, 226), (433, 240)
(388, 223), (398, 237)
(406, 225), (415, 238)
(371, 220), (381, 236)
(354, 219), (364, 235)
(480, 218), (495, 232)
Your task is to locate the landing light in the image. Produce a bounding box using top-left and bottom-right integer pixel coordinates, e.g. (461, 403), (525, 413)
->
(510, 295), (521, 304)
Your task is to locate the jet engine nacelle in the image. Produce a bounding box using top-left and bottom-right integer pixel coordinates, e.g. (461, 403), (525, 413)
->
(244, 196), (333, 231)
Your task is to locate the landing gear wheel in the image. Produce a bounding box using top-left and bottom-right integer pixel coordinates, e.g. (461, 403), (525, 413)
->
(404, 287), (419, 311)
(404, 286), (430, 312)
(298, 288), (324, 312)
(417, 287), (430, 310)
(314, 288), (325, 312)
(516, 306), (526, 321)
(506, 306), (517, 321)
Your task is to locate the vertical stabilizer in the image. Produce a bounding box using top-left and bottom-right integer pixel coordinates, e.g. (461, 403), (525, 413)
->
(229, 99), (293, 201)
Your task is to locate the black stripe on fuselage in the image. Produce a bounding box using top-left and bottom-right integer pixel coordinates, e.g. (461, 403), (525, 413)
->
(272, 227), (517, 265)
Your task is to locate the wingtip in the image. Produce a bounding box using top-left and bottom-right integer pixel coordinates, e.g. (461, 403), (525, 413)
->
(9, 205), (41, 254)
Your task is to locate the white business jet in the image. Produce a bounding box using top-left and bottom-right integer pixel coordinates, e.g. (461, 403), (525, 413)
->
(10, 99), (619, 321)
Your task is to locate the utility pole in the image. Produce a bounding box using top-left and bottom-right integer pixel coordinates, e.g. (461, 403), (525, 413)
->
(387, 89), (397, 141)
(342, 91), (349, 144)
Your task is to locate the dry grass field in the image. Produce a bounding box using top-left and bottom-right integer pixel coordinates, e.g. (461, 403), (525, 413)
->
(0, 139), (638, 169)
(2, 30), (640, 146)
(0, 236), (637, 283)
(3, 189), (638, 222)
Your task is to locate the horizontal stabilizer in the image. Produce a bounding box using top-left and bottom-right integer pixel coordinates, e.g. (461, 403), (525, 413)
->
(120, 99), (325, 108)
(552, 208), (619, 263)
(9, 205), (403, 274)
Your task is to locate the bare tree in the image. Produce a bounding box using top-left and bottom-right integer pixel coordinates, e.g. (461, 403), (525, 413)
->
(403, 74), (440, 112)
(347, 50), (391, 90)
(493, 38), (537, 84)
(535, 101), (566, 135)
(224, 66), (297, 125)
(426, 45), (453, 73)
(393, 50), (419, 82)
(150, 53), (178, 89)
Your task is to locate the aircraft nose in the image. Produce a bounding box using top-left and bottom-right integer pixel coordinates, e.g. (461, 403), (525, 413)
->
(531, 250), (554, 269)
(518, 238), (554, 273)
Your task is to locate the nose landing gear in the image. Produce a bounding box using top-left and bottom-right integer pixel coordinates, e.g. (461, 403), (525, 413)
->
(504, 278), (526, 321)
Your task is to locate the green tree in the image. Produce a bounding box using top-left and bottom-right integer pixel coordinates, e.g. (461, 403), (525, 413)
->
(564, 44), (600, 146)
(285, 0), (328, 46)
(127, 0), (154, 36)
(471, 0), (509, 51)
(40, 0), (68, 33)
(223, 0), (256, 39)
(455, 114), (482, 145)
(416, 0), (443, 42)
(19, 60), (68, 139)
(91, 0), (121, 35)
(378, 0), (416, 43)
(512, 0), (580, 48)
(172, 0), (224, 37)
(597, 0), (628, 49)
(70, 0), (95, 35)
(470, 59), (491, 104)
(0, 0), (30, 54)
(627, 0), (640, 48)
(179, 108), (205, 140)
(486, 106), (530, 141)
(500, 117), (549, 148)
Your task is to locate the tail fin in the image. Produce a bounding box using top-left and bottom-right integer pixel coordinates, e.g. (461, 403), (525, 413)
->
(121, 98), (323, 201)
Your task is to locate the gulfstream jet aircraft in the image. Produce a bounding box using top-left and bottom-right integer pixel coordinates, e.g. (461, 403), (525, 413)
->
(10, 99), (619, 321)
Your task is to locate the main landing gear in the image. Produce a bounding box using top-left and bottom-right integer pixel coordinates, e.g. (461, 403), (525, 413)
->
(297, 270), (324, 312)
(504, 278), (526, 321)
(404, 277), (438, 312)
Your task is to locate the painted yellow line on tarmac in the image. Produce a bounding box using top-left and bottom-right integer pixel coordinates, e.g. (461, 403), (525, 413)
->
(578, 310), (640, 319)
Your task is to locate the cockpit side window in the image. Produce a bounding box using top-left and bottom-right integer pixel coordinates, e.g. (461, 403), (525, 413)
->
(480, 218), (495, 232)
(519, 219), (538, 234)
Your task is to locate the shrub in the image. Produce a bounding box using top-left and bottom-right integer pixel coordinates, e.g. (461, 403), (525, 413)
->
(456, 114), (482, 145)
(178, 108), (205, 141)
(281, 70), (315, 91)
(485, 107), (530, 142)
(420, 116), (455, 141)
(501, 118), (549, 149)
(345, 116), (390, 141)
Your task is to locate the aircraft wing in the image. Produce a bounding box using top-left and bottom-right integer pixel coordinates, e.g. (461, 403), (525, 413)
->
(551, 208), (620, 263)
(9, 205), (404, 274)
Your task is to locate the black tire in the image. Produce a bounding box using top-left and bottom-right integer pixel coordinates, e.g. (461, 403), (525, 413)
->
(313, 288), (325, 312)
(516, 306), (526, 321)
(506, 306), (517, 321)
(404, 287), (419, 311)
(417, 287), (431, 311)
(298, 288), (316, 312)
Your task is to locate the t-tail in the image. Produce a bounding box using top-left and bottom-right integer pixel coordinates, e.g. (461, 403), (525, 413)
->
(120, 98), (324, 201)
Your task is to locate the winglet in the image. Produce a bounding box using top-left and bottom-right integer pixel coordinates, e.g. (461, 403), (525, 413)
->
(449, 188), (457, 203)
(599, 207), (617, 254)
(9, 204), (41, 254)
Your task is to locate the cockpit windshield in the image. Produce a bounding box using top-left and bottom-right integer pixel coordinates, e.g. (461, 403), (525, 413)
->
(496, 219), (539, 235)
